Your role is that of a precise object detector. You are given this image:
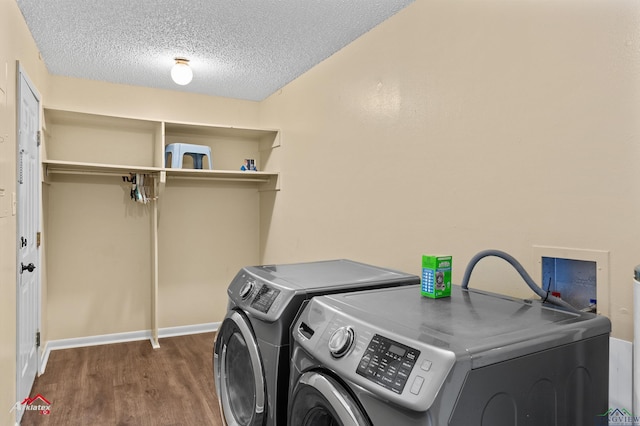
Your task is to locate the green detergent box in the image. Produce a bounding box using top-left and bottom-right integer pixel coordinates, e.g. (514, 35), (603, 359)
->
(421, 255), (452, 298)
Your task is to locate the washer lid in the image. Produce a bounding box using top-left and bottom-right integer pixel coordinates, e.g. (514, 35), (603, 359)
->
(325, 285), (611, 368)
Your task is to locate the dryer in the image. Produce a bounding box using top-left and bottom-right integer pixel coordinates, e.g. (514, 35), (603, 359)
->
(213, 259), (419, 426)
(289, 284), (611, 426)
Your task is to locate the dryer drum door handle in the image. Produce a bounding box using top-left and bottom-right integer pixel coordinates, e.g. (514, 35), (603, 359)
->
(297, 372), (369, 426)
(21, 262), (36, 273)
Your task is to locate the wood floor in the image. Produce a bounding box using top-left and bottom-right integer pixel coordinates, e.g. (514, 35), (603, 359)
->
(20, 333), (223, 426)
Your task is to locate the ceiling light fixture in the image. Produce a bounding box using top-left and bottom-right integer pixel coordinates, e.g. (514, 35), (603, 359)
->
(171, 58), (193, 86)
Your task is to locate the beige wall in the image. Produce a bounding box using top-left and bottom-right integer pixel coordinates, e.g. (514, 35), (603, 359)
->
(259, 0), (640, 341)
(0, 0), (49, 423)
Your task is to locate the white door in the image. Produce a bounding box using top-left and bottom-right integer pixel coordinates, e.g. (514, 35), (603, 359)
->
(16, 64), (41, 424)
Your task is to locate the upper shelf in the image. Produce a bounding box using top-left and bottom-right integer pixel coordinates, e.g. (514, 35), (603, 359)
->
(164, 122), (280, 148)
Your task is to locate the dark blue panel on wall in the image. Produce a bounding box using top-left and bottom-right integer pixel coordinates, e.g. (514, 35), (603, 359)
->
(542, 257), (596, 311)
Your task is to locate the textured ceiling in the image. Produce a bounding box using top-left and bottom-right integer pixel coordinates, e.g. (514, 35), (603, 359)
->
(16, 0), (415, 101)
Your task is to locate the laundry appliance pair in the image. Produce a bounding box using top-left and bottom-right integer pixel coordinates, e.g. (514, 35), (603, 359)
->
(213, 259), (420, 426)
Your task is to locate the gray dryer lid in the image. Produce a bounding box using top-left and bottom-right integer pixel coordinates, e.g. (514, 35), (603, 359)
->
(245, 259), (419, 292)
(225, 260), (418, 328)
(322, 284), (611, 368)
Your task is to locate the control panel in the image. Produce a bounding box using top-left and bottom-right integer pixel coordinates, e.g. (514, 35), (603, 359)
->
(230, 270), (286, 318)
(356, 334), (420, 394)
(291, 294), (459, 413)
(250, 284), (281, 313)
(228, 267), (312, 324)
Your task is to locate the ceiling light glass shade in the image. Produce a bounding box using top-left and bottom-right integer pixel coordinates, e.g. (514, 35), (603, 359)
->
(171, 58), (193, 85)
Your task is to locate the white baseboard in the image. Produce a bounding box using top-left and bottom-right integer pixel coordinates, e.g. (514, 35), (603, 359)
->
(158, 322), (219, 338)
(40, 322), (220, 374)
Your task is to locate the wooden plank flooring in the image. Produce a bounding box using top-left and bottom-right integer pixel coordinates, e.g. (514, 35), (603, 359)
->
(21, 333), (223, 426)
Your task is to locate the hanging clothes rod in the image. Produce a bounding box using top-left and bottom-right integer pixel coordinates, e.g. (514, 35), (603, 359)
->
(44, 166), (271, 183)
(166, 175), (270, 183)
(45, 167), (159, 178)
(46, 169), (133, 177)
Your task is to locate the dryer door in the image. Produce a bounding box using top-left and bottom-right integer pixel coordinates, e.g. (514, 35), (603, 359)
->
(289, 371), (371, 426)
(214, 311), (266, 426)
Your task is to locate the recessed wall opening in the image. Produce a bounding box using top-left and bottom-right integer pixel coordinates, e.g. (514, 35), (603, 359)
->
(542, 257), (597, 312)
(533, 246), (609, 317)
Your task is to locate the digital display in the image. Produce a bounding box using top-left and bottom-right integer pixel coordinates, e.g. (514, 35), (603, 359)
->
(388, 344), (406, 357)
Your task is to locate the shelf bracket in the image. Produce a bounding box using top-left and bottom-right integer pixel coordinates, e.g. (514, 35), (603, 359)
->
(258, 173), (281, 192)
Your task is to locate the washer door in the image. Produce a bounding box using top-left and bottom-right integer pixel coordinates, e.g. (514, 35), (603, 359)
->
(289, 371), (370, 426)
(214, 311), (266, 426)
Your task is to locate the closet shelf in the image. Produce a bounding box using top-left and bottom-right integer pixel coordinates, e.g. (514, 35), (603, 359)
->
(43, 159), (162, 177)
(164, 168), (277, 183)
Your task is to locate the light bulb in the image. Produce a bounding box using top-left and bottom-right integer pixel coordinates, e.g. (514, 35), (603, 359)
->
(171, 58), (193, 85)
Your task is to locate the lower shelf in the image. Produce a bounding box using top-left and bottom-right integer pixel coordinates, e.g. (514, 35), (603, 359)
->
(43, 159), (280, 188)
(43, 159), (161, 177)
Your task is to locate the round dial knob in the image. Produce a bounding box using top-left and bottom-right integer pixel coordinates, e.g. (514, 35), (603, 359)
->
(328, 326), (355, 358)
(239, 280), (255, 300)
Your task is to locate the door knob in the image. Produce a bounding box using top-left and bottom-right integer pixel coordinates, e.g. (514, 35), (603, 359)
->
(21, 262), (36, 273)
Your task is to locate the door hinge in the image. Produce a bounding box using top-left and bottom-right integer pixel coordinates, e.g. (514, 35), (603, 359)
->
(36, 331), (40, 347)
(37, 232), (41, 248)
(18, 149), (24, 185)
(37, 130), (41, 146)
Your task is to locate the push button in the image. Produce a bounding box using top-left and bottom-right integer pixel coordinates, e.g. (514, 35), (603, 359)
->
(381, 375), (394, 386)
(421, 360), (432, 371)
(392, 378), (405, 394)
(410, 376), (425, 395)
(401, 360), (414, 370)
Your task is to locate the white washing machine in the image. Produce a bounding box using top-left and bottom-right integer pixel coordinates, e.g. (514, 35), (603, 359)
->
(289, 284), (611, 426)
(213, 259), (419, 426)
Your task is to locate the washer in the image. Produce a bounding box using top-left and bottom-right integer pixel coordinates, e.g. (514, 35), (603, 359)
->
(289, 284), (611, 426)
(213, 259), (419, 426)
